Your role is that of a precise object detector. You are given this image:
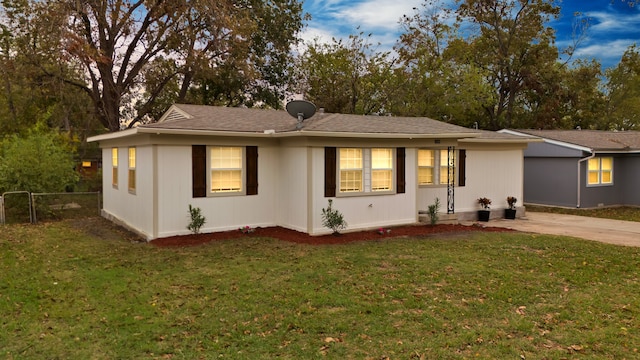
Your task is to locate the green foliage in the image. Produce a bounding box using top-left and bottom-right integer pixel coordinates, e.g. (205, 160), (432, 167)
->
(478, 197), (492, 210)
(427, 197), (441, 225)
(604, 45), (640, 130)
(526, 205), (640, 222)
(292, 33), (395, 115)
(3, 220), (640, 358)
(321, 199), (347, 234)
(0, 130), (78, 193)
(507, 196), (517, 209)
(0, 0), (304, 131)
(187, 205), (206, 234)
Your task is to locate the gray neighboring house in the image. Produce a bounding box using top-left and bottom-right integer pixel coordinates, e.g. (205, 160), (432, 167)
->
(501, 129), (640, 208)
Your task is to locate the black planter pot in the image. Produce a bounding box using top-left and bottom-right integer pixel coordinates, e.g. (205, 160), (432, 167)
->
(477, 210), (490, 222)
(505, 208), (517, 220)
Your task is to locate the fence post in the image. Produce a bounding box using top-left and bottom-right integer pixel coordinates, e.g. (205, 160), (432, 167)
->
(31, 193), (37, 224)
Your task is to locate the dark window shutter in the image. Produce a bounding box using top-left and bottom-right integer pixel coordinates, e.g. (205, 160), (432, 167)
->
(192, 145), (206, 198)
(458, 149), (466, 187)
(324, 147), (337, 197)
(246, 146), (258, 195)
(396, 147), (406, 193)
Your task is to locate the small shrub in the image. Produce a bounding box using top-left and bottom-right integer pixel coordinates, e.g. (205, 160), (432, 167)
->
(507, 196), (517, 209)
(427, 197), (440, 225)
(478, 197), (492, 210)
(321, 199), (347, 235)
(239, 226), (254, 234)
(187, 205), (206, 234)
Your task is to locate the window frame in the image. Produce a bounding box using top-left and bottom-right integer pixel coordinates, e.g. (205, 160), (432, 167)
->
(339, 148), (364, 193)
(587, 156), (613, 186)
(418, 149), (457, 187)
(208, 146), (246, 196)
(337, 147), (395, 196)
(127, 147), (136, 193)
(371, 148), (394, 192)
(111, 147), (118, 188)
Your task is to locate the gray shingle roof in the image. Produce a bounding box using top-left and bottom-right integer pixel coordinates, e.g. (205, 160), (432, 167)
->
(141, 104), (480, 137)
(512, 129), (640, 151)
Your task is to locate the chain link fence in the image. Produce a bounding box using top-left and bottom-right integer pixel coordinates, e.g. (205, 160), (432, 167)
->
(1, 192), (101, 225)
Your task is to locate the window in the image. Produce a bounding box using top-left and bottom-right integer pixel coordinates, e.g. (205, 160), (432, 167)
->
(371, 148), (393, 191)
(210, 147), (243, 193)
(588, 157), (613, 185)
(418, 149), (456, 186)
(337, 148), (394, 194)
(439, 151), (455, 185)
(112, 148), (118, 187)
(325, 147), (404, 197)
(128, 147), (136, 192)
(339, 148), (363, 192)
(418, 150), (435, 185)
(192, 145), (257, 198)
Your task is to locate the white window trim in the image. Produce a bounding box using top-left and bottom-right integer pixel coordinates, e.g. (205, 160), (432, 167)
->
(587, 157), (613, 187)
(418, 149), (457, 187)
(337, 147), (395, 196)
(128, 147), (136, 194)
(207, 146), (246, 196)
(111, 147), (118, 189)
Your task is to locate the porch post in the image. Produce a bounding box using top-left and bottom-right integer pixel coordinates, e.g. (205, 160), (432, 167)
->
(447, 146), (455, 214)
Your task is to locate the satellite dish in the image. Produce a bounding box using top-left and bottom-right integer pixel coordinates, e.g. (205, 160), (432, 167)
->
(286, 100), (316, 129)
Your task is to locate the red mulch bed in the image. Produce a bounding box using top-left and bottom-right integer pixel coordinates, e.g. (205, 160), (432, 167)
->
(151, 223), (512, 247)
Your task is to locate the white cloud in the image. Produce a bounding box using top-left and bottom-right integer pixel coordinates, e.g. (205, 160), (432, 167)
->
(332, 0), (423, 31)
(300, 0), (425, 52)
(574, 39), (637, 62)
(587, 11), (640, 33)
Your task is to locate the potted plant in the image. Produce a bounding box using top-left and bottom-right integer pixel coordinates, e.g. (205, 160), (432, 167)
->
(477, 197), (491, 222)
(505, 196), (517, 219)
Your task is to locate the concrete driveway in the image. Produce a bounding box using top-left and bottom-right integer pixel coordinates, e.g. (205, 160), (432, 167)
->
(473, 212), (640, 247)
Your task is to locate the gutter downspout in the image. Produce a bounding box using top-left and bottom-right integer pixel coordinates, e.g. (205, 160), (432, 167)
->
(577, 151), (595, 208)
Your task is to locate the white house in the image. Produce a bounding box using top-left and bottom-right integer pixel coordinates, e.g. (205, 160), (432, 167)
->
(88, 104), (534, 240)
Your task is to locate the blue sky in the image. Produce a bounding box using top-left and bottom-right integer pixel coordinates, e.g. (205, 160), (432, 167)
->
(300, 0), (640, 69)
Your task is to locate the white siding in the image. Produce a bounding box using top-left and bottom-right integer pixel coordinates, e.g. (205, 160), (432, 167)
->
(98, 137), (527, 239)
(417, 147), (525, 216)
(275, 146), (309, 232)
(155, 145), (280, 238)
(101, 146), (155, 239)
(309, 147), (418, 235)
(458, 148), (524, 213)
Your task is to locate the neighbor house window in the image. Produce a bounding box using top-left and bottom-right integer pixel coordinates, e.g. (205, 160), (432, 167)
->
(418, 149), (456, 186)
(339, 148), (363, 192)
(587, 157), (613, 185)
(210, 146), (243, 193)
(371, 148), (393, 191)
(112, 148), (118, 187)
(128, 147), (136, 192)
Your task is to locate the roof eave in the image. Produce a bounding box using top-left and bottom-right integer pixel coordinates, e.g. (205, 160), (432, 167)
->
(460, 138), (543, 144)
(97, 127), (482, 139)
(87, 128), (139, 142)
(500, 129), (592, 152)
(295, 130), (480, 139)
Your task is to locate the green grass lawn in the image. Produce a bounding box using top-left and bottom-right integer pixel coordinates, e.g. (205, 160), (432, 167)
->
(2, 219), (640, 359)
(527, 205), (640, 222)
